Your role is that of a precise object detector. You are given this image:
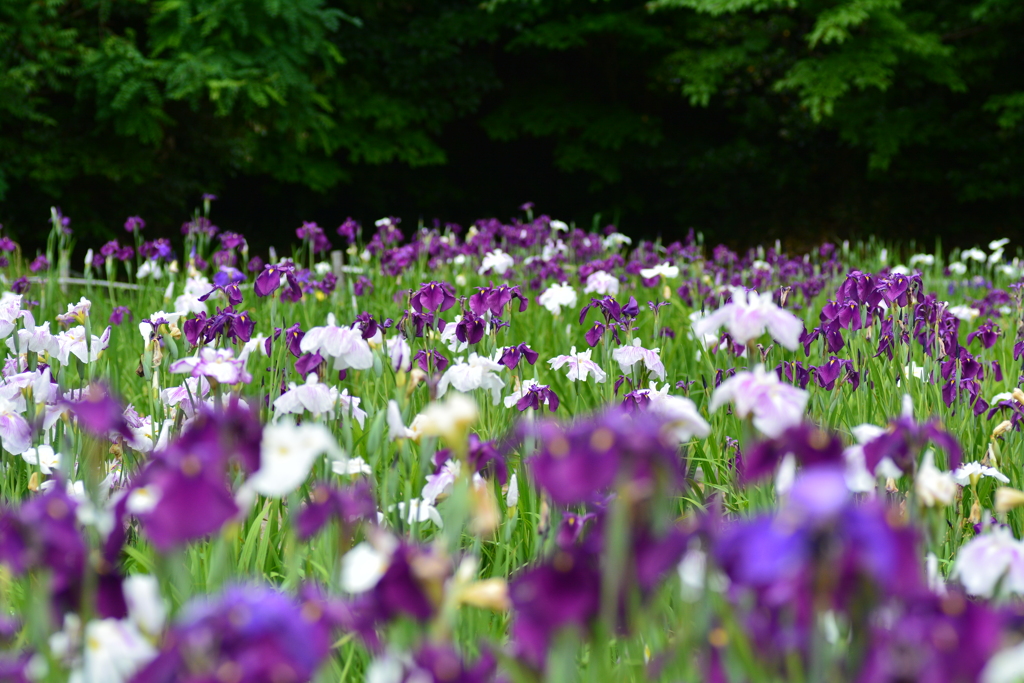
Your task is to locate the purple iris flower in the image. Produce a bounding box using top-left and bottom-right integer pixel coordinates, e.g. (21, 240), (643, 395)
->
(218, 231), (247, 250)
(109, 306), (132, 326)
(967, 317), (1000, 349)
(499, 343), (539, 370)
(295, 481), (376, 539)
(280, 271), (303, 302)
(354, 275), (374, 296)
(584, 321), (607, 347)
(123, 215), (146, 233)
(181, 216), (218, 238)
(28, 255), (49, 273)
(862, 413), (961, 475)
(579, 296), (622, 325)
(128, 405), (260, 550)
(0, 653), (32, 682)
(411, 281), (457, 313)
(372, 543), (441, 622)
(857, 592), (1002, 683)
(556, 511), (598, 547)
(801, 319), (845, 354)
(66, 384), (132, 440)
(296, 221), (332, 253)
(622, 296), (640, 318)
(131, 458), (237, 552)
(254, 263), (295, 297)
(100, 240), (121, 258)
(284, 322), (305, 356)
(140, 238), (173, 261)
(0, 485), (85, 598)
(435, 434), (508, 484)
(353, 312), (388, 340)
(295, 352), (324, 376)
(510, 546), (602, 668)
(714, 496), (922, 657)
(414, 349), (449, 374)
(406, 645), (498, 683)
(456, 311), (487, 344)
(399, 310), (438, 338)
(812, 356), (858, 390)
(621, 388), (652, 412)
(775, 360), (811, 389)
(517, 383), (559, 412)
(134, 584), (332, 683)
(740, 424), (844, 483)
(820, 298), (862, 330)
(469, 284), (528, 316)
(940, 346), (984, 382)
(10, 277), (29, 295)
(337, 217), (360, 242)
(53, 207), (72, 234)
(523, 407), (684, 505)
(198, 283), (243, 307)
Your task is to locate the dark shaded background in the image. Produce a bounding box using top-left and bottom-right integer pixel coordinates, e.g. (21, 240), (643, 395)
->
(2, 0), (1023, 255)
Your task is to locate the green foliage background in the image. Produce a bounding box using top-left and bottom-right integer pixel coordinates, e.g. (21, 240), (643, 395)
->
(1, 0), (1022, 247)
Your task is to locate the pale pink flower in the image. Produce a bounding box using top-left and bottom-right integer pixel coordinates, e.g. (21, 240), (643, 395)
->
(692, 287), (804, 350)
(52, 325), (111, 366)
(169, 347), (252, 385)
(437, 353), (506, 405)
(337, 388), (368, 428)
(273, 373), (339, 419)
(584, 270), (619, 296)
(160, 377), (211, 417)
(0, 367), (57, 410)
(422, 459), (460, 505)
(0, 396), (32, 454)
(56, 296), (92, 325)
(548, 346), (607, 383)
(647, 384), (711, 442)
(709, 364), (808, 437)
(300, 319), (374, 371)
(0, 292), (24, 339)
(611, 338), (666, 381)
(386, 336), (412, 372)
(5, 311), (57, 356)
(953, 526), (1024, 598)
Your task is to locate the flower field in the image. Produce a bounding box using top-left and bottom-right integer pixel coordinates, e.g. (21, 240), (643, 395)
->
(3, 203), (1024, 682)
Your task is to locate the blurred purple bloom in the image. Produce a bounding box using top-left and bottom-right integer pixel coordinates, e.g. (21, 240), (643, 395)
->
(109, 306), (132, 326)
(28, 255), (48, 273)
(66, 384), (132, 440)
(123, 215), (146, 233)
(10, 277), (29, 295)
(510, 547), (601, 668)
(296, 481), (376, 539)
(134, 584), (331, 682)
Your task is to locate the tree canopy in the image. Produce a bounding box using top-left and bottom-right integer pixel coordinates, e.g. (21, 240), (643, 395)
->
(1, 0), (1022, 246)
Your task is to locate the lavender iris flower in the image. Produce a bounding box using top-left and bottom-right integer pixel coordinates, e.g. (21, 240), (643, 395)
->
(499, 343), (539, 370)
(295, 481), (377, 539)
(133, 584), (332, 682)
(411, 281), (456, 313)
